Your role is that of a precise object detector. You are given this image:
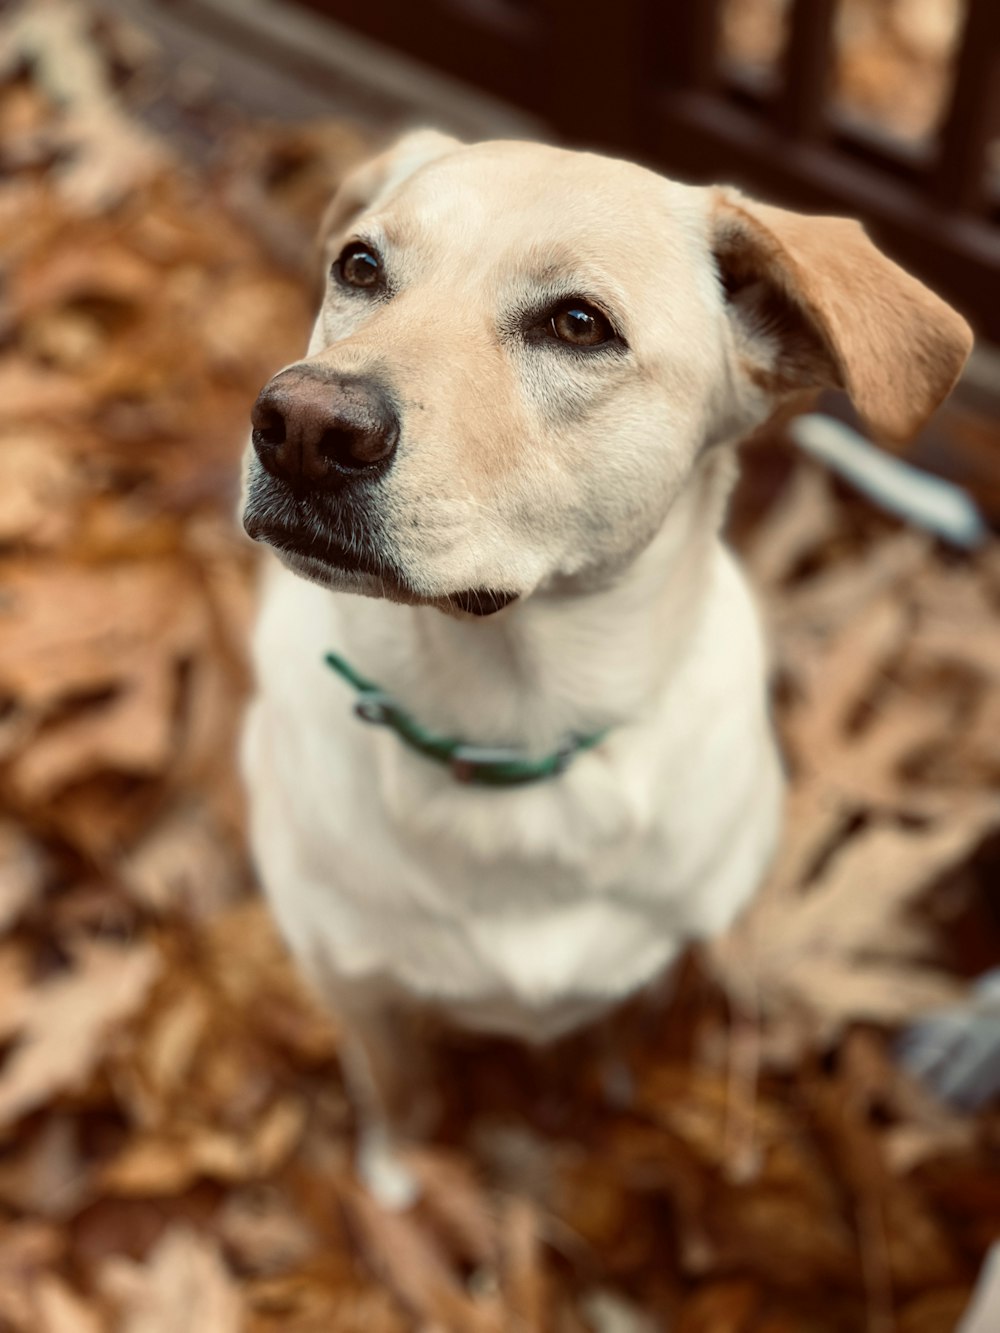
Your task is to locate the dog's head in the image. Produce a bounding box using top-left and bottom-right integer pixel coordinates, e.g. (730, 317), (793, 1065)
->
(242, 132), (972, 615)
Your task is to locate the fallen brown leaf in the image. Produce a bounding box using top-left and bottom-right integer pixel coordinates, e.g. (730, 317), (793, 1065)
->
(100, 1225), (244, 1333)
(0, 7), (994, 1331)
(0, 942), (159, 1132)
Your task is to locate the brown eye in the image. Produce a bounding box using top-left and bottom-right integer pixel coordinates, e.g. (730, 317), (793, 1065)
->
(336, 242), (381, 289)
(549, 302), (613, 347)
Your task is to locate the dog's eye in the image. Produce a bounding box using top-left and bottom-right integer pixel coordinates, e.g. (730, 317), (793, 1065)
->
(336, 242), (382, 290)
(549, 301), (613, 347)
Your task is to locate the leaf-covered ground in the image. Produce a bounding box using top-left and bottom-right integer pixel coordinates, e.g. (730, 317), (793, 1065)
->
(0, 5), (997, 1330)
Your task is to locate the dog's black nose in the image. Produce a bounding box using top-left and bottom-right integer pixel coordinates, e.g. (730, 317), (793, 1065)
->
(250, 369), (399, 488)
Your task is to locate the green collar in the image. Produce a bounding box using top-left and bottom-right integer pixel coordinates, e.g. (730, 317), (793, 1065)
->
(324, 651), (607, 787)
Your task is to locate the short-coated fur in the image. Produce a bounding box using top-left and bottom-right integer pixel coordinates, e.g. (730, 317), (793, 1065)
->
(241, 132), (972, 1202)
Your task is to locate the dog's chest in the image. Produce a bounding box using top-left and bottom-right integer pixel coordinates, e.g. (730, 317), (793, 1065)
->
(243, 560), (782, 1038)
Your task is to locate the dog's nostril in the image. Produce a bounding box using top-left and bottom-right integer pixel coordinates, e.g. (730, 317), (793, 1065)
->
(319, 424), (392, 471)
(252, 406), (286, 448)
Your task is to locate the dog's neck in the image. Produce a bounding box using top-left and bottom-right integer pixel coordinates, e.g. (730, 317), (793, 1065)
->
(336, 447), (740, 755)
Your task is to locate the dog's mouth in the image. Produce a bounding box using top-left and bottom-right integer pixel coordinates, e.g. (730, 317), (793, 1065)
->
(243, 513), (518, 618)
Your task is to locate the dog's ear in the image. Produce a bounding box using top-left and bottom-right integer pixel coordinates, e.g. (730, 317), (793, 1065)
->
(710, 187), (973, 443)
(318, 129), (461, 253)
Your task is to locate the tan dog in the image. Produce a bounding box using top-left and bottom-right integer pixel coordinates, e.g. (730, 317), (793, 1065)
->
(241, 132), (971, 1204)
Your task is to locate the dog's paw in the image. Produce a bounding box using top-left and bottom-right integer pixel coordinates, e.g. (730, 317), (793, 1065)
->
(357, 1133), (421, 1211)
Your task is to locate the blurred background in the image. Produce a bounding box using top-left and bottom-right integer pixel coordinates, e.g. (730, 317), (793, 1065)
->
(0, 0), (998, 1329)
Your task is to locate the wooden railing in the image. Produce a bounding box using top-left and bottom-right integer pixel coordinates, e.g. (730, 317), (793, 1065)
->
(292, 0), (1000, 340)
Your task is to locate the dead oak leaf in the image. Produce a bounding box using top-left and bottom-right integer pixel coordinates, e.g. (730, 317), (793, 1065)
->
(784, 593), (913, 768)
(33, 1275), (106, 1333)
(216, 1185), (316, 1278)
(714, 805), (999, 1040)
(9, 234), (158, 321)
(0, 562), (202, 712)
(0, 430), (81, 549)
(120, 801), (246, 917)
(765, 806), (998, 958)
(100, 1226), (243, 1333)
(744, 462), (839, 588)
(10, 659), (175, 804)
(0, 941), (159, 1131)
(100, 1096), (306, 1196)
(495, 1195), (548, 1331)
(341, 1178), (505, 1333)
(0, 821), (47, 932)
(0, 357), (91, 425)
(0, 1221), (66, 1331)
(774, 529), (931, 639)
(0, 1), (171, 212)
(0, 945), (33, 1045)
(0, 1114), (93, 1220)
(0, 562), (206, 801)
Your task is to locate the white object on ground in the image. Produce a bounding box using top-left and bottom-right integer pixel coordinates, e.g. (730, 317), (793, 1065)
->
(790, 413), (988, 549)
(357, 1127), (420, 1211)
(897, 968), (1000, 1111)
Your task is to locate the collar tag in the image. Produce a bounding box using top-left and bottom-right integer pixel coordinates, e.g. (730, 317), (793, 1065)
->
(353, 694), (393, 725)
(449, 742), (525, 784)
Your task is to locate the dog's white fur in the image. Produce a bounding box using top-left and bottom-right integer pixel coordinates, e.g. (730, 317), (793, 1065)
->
(241, 133), (971, 1199)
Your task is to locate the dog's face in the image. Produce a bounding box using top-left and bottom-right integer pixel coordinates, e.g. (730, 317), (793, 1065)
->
(242, 134), (971, 615)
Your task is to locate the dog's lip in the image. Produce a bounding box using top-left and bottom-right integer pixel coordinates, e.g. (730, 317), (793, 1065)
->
(445, 589), (519, 617)
(243, 514), (385, 578)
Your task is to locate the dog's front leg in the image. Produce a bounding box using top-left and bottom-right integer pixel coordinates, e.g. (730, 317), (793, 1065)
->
(320, 980), (438, 1209)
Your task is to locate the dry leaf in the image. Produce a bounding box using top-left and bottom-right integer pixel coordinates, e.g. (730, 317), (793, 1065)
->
(744, 462), (838, 587)
(0, 8), (995, 1331)
(34, 1275), (106, 1333)
(0, 1), (169, 210)
(342, 1181), (503, 1333)
(120, 803), (246, 916)
(101, 1226), (244, 1333)
(216, 1185), (316, 1277)
(0, 1222), (65, 1330)
(0, 942), (159, 1131)
(0, 1115), (92, 1218)
(717, 808), (998, 1039)
(0, 821), (46, 932)
(102, 1097), (306, 1196)
(0, 431), (81, 548)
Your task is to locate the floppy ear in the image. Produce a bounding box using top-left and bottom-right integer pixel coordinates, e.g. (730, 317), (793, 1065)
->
(318, 129), (461, 254)
(710, 187), (973, 443)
